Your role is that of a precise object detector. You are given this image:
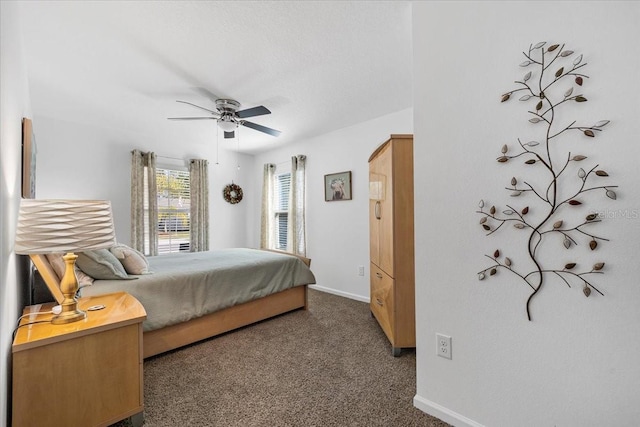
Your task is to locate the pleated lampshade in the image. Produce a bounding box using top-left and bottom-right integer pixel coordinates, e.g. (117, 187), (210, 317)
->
(15, 199), (116, 254)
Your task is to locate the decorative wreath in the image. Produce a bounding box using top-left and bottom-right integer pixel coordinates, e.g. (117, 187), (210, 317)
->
(223, 183), (243, 204)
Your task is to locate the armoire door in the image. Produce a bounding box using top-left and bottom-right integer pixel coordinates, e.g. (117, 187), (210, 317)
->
(375, 143), (394, 276)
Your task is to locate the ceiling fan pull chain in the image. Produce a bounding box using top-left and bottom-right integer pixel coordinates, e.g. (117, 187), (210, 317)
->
(236, 130), (241, 172)
(215, 126), (220, 165)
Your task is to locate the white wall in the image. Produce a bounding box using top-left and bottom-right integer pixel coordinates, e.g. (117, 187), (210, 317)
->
(251, 109), (412, 300)
(34, 116), (255, 249)
(413, 2), (640, 426)
(0, 2), (32, 425)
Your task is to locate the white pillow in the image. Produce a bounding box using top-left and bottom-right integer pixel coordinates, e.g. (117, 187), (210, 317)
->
(109, 243), (152, 275)
(45, 253), (95, 287)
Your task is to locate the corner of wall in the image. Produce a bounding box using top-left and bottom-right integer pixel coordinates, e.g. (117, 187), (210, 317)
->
(0, 1), (32, 424)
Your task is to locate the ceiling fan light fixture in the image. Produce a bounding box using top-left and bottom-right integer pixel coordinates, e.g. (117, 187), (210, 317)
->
(217, 117), (237, 132)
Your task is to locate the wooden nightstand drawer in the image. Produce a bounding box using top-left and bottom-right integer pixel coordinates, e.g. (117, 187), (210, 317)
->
(370, 263), (395, 342)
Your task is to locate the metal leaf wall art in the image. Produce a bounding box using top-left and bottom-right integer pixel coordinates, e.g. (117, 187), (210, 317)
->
(477, 42), (618, 321)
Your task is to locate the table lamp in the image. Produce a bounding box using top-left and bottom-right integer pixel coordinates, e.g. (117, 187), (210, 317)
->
(14, 199), (116, 324)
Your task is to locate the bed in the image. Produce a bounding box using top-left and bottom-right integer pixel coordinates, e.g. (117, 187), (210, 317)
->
(30, 248), (316, 358)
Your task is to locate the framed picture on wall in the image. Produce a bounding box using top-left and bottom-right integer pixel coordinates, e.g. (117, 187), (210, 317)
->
(324, 171), (352, 201)
(22, 117), (37, 198)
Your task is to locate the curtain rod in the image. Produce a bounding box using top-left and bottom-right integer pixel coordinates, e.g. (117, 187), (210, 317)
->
(157, 155), (185, 161)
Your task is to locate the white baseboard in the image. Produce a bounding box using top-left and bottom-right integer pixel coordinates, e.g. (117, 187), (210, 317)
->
(413, 394), (484, 427)
(308, 285), (369, 303)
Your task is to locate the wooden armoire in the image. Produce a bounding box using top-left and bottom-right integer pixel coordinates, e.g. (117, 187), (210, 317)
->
(368, 134), (415, 356)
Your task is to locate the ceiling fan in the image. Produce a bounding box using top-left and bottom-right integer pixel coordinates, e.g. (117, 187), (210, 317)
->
(168, 98), (281, 139)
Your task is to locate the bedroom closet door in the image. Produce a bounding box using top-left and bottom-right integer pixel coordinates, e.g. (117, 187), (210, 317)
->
(368, 134), (415, 357)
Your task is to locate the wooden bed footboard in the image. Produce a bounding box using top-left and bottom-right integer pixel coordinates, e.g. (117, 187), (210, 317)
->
(143, 285), (308, 358)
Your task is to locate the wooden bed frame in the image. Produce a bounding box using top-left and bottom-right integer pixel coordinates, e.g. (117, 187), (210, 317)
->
(30, 250), (311, 358)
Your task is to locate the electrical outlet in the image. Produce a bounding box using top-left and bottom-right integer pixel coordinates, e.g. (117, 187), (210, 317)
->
(436, 333), (452, 360)
(358, 266), (365, 276)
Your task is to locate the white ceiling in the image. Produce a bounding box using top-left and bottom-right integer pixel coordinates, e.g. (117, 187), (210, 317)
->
(19, 1), (413, 155)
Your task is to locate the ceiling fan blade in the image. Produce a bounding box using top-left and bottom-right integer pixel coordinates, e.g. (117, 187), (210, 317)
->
(224, 131), (235, 139)
(176, 100), (220, 116)
(236, 105), (271, 119)
(241, 121), (281, 137)
(167, 117), (216, 120)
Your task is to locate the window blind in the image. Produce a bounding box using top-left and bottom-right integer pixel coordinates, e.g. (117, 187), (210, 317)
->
(275, 172), (291, 250)
(156, 168), (191, 254)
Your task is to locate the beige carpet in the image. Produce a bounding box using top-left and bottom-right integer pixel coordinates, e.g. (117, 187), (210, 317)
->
(111, 288), (450, 427)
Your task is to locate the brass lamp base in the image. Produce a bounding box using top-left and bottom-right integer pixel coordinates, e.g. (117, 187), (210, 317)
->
(51, 309), (87, 325)
(51, 252), (87, 325)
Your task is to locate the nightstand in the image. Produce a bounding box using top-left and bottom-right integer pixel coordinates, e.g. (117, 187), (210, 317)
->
(12, 292), (146, 427)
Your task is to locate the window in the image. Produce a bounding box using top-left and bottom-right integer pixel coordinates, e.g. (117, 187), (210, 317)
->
(274, 172), (290, 250)
(156, 168), (190, 254)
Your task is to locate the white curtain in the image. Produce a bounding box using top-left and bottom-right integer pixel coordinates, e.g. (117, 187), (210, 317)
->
(260, 163), (276, 249)
(287, 155), (306, 256)
(130, 149), (158, 256)
(189, 159), (209, 252)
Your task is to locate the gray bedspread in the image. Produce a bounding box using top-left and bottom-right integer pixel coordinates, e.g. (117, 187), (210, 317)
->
(81, 248), (316, 331)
